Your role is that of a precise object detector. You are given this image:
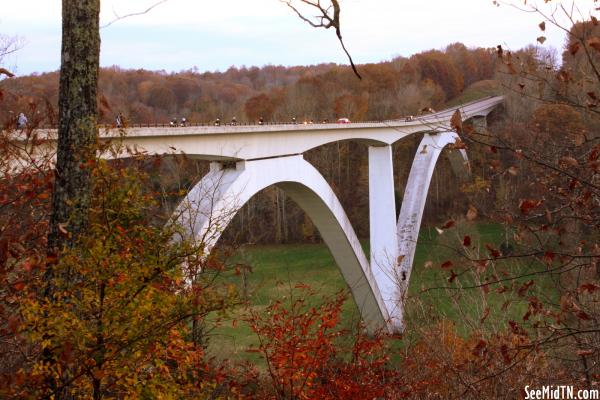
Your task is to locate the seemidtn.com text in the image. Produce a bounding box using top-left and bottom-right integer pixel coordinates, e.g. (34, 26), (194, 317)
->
(525, 386), (599, 400)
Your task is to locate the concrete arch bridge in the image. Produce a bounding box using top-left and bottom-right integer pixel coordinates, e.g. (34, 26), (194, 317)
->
(23, 96), (504, 334)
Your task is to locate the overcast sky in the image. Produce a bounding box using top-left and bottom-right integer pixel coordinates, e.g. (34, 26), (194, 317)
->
(1, 0), (596, 76)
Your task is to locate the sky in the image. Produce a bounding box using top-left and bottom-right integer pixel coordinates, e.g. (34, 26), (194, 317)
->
(0, 0), (597, 76)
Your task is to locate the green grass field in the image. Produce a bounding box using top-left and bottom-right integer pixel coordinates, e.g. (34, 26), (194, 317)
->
(206, 223), (557, 362)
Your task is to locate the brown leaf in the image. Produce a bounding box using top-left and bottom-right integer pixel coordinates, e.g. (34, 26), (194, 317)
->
(560, 156), (579, 168)
(420, 144), (428, 154)
(587, 37), (600, 52)
(569, 41), (581, 56)
(539, 21), (546, 31)
(450, 109), (463, 133)
(480, 307), (490, 323)
(573, 133), (586, 146)
(58, 223), (69, 235)
(466, 205), (478, 221)
(496, 45), (503, 58)
(397, 254), (405, 265)
(0, 67), (15, 78)
(537, 36), (546, 44)
(545, 209), (553, 223)
(507, 166), (518, 176)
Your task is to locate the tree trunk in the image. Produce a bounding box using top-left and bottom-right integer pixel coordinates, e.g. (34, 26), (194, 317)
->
(48, 0), (101, 251)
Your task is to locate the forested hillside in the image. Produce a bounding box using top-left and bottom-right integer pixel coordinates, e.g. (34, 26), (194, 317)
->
(1, 42), (497, 125)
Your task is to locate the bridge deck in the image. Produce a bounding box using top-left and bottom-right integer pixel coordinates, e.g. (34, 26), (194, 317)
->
(12, 96), (503, 161)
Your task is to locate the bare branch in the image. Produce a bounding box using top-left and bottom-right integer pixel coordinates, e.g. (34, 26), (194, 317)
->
(281, 0), (362, 79)
(101, 0), (169, 29)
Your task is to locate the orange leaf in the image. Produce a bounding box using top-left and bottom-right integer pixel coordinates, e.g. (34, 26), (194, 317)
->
(587, 37), (600, 52)
(466, 205), (478, 221)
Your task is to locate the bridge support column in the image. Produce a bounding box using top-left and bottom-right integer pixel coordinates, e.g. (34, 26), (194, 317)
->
(471, 115), (487, 132)
(394, 131), (469, 330)
(368, 145), (401, 329)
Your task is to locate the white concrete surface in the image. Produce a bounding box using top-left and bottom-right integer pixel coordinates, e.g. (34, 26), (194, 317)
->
(394, 131), (469, 329)
(368, 145), (401, 329)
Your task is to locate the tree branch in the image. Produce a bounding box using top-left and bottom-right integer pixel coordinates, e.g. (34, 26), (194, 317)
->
(281, 0), (362, 79)
(101, 0), (169, 29)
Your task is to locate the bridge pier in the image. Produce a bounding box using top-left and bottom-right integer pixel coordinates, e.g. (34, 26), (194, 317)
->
(394, 131), (469, 329)
(368, 145), (401, 329)
(471, 115), (487, 132)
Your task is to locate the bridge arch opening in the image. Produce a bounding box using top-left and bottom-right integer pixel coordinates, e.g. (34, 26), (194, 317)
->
(174, 155), (390, 333)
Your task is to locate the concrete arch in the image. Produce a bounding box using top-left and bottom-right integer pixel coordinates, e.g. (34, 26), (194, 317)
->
(390, 131), (469, 329)
(173, 155), (390, 333)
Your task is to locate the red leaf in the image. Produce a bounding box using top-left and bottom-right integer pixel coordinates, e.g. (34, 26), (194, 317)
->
(482, 283), (490, 295)
(485, 243), (501, 258)
(542, 250), (555, 265)
(472, 339), (487, 357)
(500, 344), (511, 364)
(517, 280), (534, 297)
(448, 270), (458, 283)
(442, 219), (456, 229)
(463, 236), (471, 247)
(577, 349), (595, 357)
(519, 199), (542, 215)
(579, 283), (600, 293)
(577, 311), (592, 321)
(441, 260), (453, 269)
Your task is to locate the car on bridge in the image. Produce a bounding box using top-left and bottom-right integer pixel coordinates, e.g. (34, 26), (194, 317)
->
(337, 117), (351, 124)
